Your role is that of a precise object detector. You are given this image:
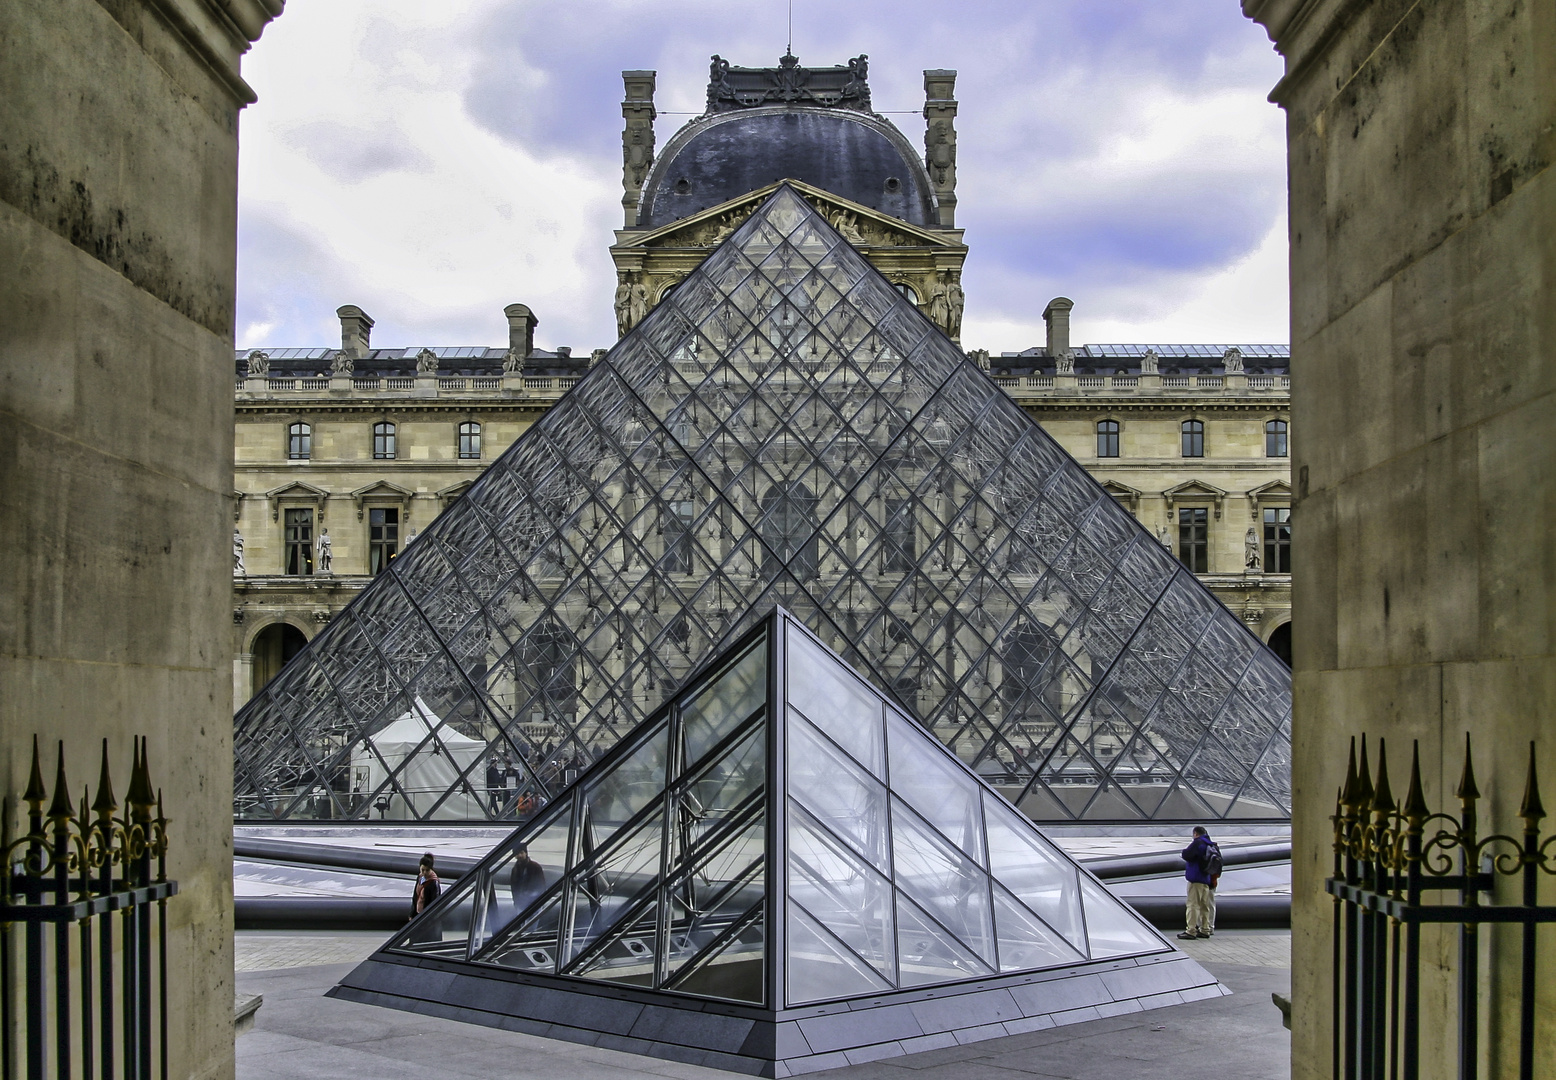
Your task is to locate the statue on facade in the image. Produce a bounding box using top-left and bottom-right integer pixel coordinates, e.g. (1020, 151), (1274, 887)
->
(614, 274), (633, 337)
(926, 274), (951, 331)
(707, 55), (733, 110)
(1223, 347), (1244, 374)
(233, 529), (246, 575)
(1156, 525), (1172, 551)
(416, 348), (438, 375)
(1244, 526), (1261, 570)
(1140, 348), (1159, 375)
(317, 529), (333, 574)
(826, 206), (865, 245)
(947, 276), (965, 339)
(331, 349), (354, 376)
(1055, 349), (1075, 375)
(629, 279), (650, 330)
(246, 351), (269, 376)
(502, 348), (523, 373)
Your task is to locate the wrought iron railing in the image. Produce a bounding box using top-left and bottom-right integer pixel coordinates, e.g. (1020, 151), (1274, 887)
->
(1329, 734), (1554, 1080)
(1, 737), (176, 1080)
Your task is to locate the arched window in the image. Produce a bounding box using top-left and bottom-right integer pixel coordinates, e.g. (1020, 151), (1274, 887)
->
(893, 282), (918, 303)
(1096, 419), (1120, 458)
(287, 421), (311, 460)
(1181, 419), (1204, 458)
(1265, 418), (1288, 457)
(458, 421), (481, 460)
(372, 421), (396, 460)
(759, 482), (819, 581)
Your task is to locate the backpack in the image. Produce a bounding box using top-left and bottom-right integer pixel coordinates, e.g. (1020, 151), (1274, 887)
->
(1201, 841), (1223, 883)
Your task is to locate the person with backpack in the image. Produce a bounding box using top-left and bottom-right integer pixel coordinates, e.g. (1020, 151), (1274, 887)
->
(1178, 826), (1221, 940)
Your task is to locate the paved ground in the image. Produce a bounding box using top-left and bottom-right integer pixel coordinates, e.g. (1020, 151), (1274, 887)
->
(235, 932), (1290, 1080)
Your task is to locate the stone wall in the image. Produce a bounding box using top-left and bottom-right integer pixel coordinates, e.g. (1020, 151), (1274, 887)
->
(1244, 0), (1554, 1075)
(0, 1), (280, 1077)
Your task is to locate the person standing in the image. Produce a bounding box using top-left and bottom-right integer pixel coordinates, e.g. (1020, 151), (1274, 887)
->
(407, 853), (441, 943)
(1178, 826), (1220, 940)
(508, 844), (547, 913)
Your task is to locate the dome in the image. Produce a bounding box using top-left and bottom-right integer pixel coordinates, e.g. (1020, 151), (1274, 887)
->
(638, 105), (937, 229)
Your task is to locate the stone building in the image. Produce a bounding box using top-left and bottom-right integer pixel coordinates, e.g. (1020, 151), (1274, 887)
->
(231, 53), (1291, 712)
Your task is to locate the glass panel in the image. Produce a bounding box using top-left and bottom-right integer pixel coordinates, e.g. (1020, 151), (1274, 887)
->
(785, 629), (884, 776)
(787, 803), (895, 982)
(582, 723), (670, 837)
(683, 722), (766, 845)
(681, 638), (768, 767)
(564, 809), (663, 965)
(889, 797), (995, 965)
(481, 890), (565, 972)
(885, 710), (984, 864)
(1079, 876), (1167, 959)
(787, 714), (890, 874)
(990, 882), (1085, 972)
(982, 793), (1086, 954)
(664, 812), (765, 984)
(572, 905), (659, 987)
(894, 891), (993, 987)
(670, 902), (765, 1004)
(471, 809), (572, 953)
(397, 878), (477, 960)
(786, 901), (892, 1006)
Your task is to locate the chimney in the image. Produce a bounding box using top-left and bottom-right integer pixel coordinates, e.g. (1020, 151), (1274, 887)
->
(922, 69), (958, 227)
(504, 303), (538, 358)
(1043, 297), (1073, 357)
(621, 70), (658, 227)
(336, 305), (374, 359)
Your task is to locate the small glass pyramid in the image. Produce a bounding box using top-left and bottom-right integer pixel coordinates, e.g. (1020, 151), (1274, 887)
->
(235, 183), (1290, 824)
(331, 609), (1222, 1075)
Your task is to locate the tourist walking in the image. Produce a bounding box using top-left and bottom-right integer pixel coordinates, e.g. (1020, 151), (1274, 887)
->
(1178, 826), (1221, 940)
(407, 853), (441, 943)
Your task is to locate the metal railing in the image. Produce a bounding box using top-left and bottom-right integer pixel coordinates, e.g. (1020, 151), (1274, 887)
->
(2, 737), (175, 1080)
(1329, 734), (1553, 1080)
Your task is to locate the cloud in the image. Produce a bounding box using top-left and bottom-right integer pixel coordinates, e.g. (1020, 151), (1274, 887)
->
(238, 0), (1288, 354)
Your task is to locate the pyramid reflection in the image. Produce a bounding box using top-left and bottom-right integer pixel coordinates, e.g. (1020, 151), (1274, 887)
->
(234, 184), (1290, 824)
(330, 609), (1223, 1075)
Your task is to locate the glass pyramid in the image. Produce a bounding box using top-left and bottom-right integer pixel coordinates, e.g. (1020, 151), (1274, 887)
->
(233, 183), (1291, 824)
(331, 609), (1221, 1075)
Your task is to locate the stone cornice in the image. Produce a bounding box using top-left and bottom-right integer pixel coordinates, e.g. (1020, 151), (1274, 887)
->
(139, 0), (286, 106)
(1242, 0), (1375, 107)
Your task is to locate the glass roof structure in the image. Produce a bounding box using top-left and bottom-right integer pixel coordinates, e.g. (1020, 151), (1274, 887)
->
(233, 184), (1291, 825)
(331, 609), (1222, 1075)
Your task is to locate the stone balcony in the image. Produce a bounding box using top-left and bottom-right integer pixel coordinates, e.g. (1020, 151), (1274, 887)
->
(991, 372), (1290, 401)
(235, 374), (582, 401)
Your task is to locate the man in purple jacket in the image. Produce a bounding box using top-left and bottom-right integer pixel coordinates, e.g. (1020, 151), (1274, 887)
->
(1178, 826), (1218, 940)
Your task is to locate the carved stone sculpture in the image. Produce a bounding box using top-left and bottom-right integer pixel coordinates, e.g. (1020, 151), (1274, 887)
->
(1245, 527), (1261, 570)
(1223, 347), (1244, 374)
(628, 280), (650, 331)
(614, 275), (633, 338)
(317, 529), (333, 574)
(1055, 349), (1076, 375)
(502, 349), (523, 373)
(926, 274), (951, 331)
(1140, 348), (1159, 375)
(331, 349), (354, 376)
(947, 277), (965, 339)
(826, 207), (865, 245)
(233, 529), (246, 575)
(246, 351), (269, 376)
(1156, 525), (1172, 551)
(416, 348), (438, 375)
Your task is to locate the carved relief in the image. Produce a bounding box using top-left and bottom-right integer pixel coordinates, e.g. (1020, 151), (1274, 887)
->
(246, 351), (270, 376)
(331, 350), (354, 376)
(416, 348), (438, 374)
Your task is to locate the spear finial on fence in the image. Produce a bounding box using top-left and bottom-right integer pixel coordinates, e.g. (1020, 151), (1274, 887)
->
(1403, 740), (1430, 825)
(1342, 737), (1361, 812)
(46, 741), (73, 822)
(23, 735), (47, 814)
(1519, 741), (1545, 827)
(1372, 738), (1394, 818)
(1456, 731), (1480, 802)
(91, 737), (117, 818)
(127, 737), (155, 821)
(1356, 734), (1375, 809)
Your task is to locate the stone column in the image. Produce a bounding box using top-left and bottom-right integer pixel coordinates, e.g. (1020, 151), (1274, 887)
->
(621, 70), (657, 227)
(922, 69), (958, 228)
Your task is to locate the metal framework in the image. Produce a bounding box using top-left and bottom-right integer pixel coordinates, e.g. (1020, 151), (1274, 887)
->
(232, 184), (1292, 824)
(331, 609), (1221, 1075)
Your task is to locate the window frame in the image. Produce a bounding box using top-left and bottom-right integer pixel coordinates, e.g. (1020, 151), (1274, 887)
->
(372, 421), (397, 461)
(1178, 506), (1210, 573)
(1265, 418), (1289, 458)
(458, 421), (482, 460)
(287, 421), (312, 461)
(368, 506), (400, 574)
(1096, 418), (1120, 458)
(1263, 506), (1292, 574)
(284, 507), (315, 576)
(664, 499), (695, 574)
(882, 496), (917, 573)
(1180, 419), (1205, 458)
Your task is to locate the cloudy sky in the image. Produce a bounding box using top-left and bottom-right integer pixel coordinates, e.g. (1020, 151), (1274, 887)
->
(237, 1), (1288, 356)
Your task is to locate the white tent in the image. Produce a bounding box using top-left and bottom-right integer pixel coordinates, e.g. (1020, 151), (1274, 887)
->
(354, 698), (484, 819)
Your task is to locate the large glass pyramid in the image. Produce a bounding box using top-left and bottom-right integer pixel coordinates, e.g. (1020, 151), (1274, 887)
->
(233, 183), (1291, 824)
(331, 609), (1223, 1075)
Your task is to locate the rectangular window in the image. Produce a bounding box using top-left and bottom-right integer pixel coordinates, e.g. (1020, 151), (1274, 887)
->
(883, 497), (916, 573)
(369, 508), (399, 574)
(284, 508), (314, 576)
(288, 423), (311, 461)
(1181, 420), (1205, 458)
(373, 423), (396, 460)
(1096, 420), (1119, 458)
(458, 422), (481, 460)
(664, 500), (694, 573)
(1266, 420), (1288, 457)
(1263, 507), (1292, 573)
(1178, 507), (1209, 573)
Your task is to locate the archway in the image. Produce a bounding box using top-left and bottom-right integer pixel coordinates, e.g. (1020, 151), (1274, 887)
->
(1267, 622), (1291, 668)
(251, 622), (308, 696)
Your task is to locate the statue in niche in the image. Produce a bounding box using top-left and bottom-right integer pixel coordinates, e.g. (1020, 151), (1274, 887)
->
(246, 351), (269, 376)
(233, 529), (246, 575)
(1140, 348), (1159, 375)
(331, 350), (353, 376)
(926, 274), (951, 331)
(317, 529), (333, 574)
(1156, 525), (1172, 551)
(613, 273), (633, 337)
(628, 278), (650, 331)
(1245, 527), (1262, 570)
(926, 119), (955, 185)
(622, 125), (653, 189)
(416, 348), (438, 375)
(947, 275), (965, 339)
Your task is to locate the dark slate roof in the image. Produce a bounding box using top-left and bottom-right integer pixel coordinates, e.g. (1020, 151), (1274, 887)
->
(234, 347), (586, 379)
(992, 343), (1290, 377)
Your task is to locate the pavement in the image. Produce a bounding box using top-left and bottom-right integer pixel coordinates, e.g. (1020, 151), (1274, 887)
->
(235, 931), (1290, 1080)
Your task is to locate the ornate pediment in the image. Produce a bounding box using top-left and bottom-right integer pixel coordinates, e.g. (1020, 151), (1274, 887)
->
(350, 480), (415, 520)
(1246, 479), (1293, 517)
(1164, 479), (1228, 519)
(265, 481), (330, 521)
(1099, 479), (1142, 512)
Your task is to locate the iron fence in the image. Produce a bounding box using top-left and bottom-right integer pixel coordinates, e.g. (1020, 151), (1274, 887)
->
(1329, 734), (1554, 1080)
(1, 737), (175, 1080)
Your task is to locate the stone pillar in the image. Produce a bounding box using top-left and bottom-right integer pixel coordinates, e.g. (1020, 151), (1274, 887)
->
(922, 69), (958, 228)
(337, 304), (374, 358)
(1043, 297), (1073, 357)
(1244, 1), (1556, 1077)
(0, 3), (282, 1079)
(621, 70), (657, 227)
